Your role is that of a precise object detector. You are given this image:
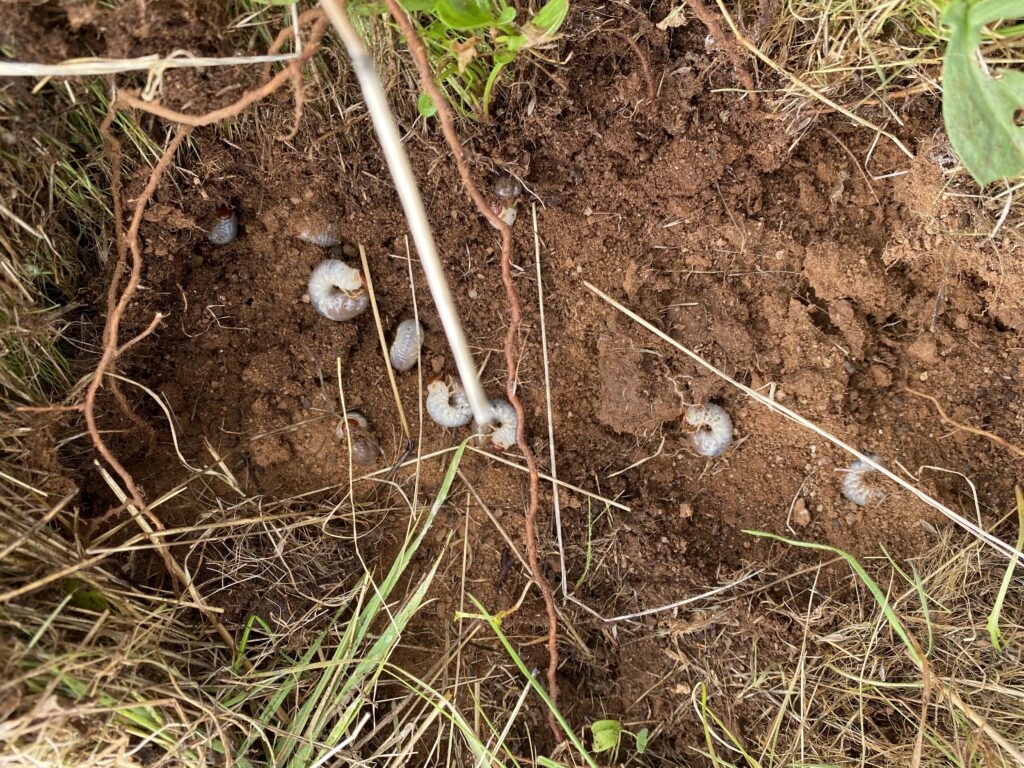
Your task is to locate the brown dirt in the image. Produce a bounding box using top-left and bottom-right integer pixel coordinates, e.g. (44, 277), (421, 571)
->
(12, 0), (1024, 761)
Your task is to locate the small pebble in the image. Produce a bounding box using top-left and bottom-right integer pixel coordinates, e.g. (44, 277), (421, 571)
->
(792, 498), (811, 526)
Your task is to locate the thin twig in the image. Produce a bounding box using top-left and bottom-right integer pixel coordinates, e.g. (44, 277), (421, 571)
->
(359, 244), (411, 441)
(377, 0), (562, 739)
(532, 204), (566, 600)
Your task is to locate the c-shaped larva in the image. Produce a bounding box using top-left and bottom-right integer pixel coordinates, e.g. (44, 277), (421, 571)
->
(841, 455), (885, 506)
(308, 260), (369, 321)
(685, 403), (733, 457)
(426, 377), (473, 428)
(475, 399), (518, 450)
(335, 411), (381, 467)
(389, 319), (424, 372)
(207, 205), (237, 245)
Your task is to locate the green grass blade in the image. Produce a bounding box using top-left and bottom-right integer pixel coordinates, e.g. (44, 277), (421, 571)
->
(987, 485), (1024, 651)
(743, 530), (922, 666)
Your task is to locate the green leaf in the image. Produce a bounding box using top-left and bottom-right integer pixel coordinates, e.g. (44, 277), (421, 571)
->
(528, 0), (569, 36)
(62, 578), (109, 612)
(635, 727), (650, 754)
(418, 92), (438, 117)
(436, 0), (496, 30)
(941, 0), (1024, 184)
(987, 485), (1024, 651)
(495, 5), (517, 25)
(400, 0), (438, 9)
(591, 719), (622, 753)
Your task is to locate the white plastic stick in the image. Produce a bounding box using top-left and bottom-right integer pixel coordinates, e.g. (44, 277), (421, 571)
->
(320, 0), (491, 424)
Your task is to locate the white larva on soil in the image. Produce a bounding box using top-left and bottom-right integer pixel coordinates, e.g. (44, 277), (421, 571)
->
(475, 399), (518, 450)
(841, 455), (885, 506)
(335, 411), (380, 467)
(308, 260), (369, 321)
(426, 377), (473, 428)
(207, 206), (237, 245)
(685, 403), (733, 457)
(296, 223), (341, 246)
(389, 319), (424, 372)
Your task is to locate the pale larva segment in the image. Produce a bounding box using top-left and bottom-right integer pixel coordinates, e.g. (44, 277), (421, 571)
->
(476, 399), (518, 450)
(685, 403), (733, 457)
(308, 260), (369, 321)
(296, 225), (341, 247)
(426, 379), (473, 428)
(842, 456), (885, 506)
(207, 212), (237, 245)
(389, 319), (424, 372)
(335, 412), (380, 467)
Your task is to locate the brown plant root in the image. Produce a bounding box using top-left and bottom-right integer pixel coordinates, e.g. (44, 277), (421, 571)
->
(683, 0), (760, 109)
(87, 11), (329, 658)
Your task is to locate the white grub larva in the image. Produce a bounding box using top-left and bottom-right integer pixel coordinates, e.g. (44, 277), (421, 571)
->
(841, 455), (885, 506)
(296, 222), (341, 247)
(685, 403), (733, 457)
(489, 173), (522, 229)
(389, 319), (424, 372)
(426, 377), (473, 428)
(207, 205), (237, 245)
(475, 399), (518, 450)
(308, 260), (369, 321)
(335, 412), (381, 467)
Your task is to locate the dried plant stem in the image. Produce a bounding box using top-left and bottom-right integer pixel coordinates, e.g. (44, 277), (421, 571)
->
(377, 0), (562, 739)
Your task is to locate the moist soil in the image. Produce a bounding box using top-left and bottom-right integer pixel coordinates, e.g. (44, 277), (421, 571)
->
(12, 0), (1024, 761)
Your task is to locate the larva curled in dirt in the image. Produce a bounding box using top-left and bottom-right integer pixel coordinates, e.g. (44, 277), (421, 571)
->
(426, 376), (473, 428)
(307, 259), (369, 321)
(684, 403), (733, 457)
(841, 455), (885, 506)
(475, 399), (518, 451)
(489, 173), (523, 229)
(207, 205), (237, 245)
(335, 411), (381, 467)
(389, 319), (424, 372)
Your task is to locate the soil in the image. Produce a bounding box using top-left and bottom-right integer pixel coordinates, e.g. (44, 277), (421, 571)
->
(11, 0), (1024, 762)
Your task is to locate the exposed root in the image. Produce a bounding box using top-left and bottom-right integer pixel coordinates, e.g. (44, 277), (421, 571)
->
(381, 0), (563, 741)
(683, 0), (760, 110)
(906, 387), (1024, 460)
(86, 11), (329, 657)
(615, 31), (656, 104)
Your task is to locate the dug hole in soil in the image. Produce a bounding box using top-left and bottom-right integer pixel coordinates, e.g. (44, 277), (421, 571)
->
(26, 0), (1024, 757)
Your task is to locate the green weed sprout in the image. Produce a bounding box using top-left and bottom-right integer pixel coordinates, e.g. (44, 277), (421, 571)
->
(392, 0), (568, 119)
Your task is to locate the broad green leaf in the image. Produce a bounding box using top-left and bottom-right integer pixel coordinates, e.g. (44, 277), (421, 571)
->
(528, 0), (568, 36)
(591, 719), (622, 753)
(500, 34), (528, 53)
(941, 0), (1024, 184)
(495, 5), (517, 25)
(635, 727), (650, 754)
(418, 92), (438, 117)
(436, 0), (496, 30)
(401, 0), (438, 9)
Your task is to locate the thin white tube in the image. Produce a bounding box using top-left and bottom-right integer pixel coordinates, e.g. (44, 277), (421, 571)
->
(321, 0), (491, 424)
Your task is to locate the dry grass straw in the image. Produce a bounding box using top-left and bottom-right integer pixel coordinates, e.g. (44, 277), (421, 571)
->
(750, 0), (1024, 239)
(701, 527), (1024, 767)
